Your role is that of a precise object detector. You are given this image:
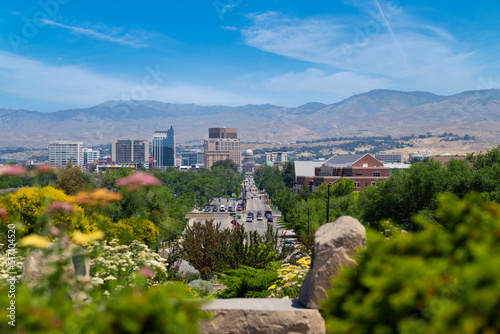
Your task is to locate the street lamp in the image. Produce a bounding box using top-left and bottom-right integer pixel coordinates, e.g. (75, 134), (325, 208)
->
(380, 188), (412, 231)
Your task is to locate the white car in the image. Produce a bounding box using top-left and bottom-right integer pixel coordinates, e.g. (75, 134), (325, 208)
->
(219, 205), (226, 212)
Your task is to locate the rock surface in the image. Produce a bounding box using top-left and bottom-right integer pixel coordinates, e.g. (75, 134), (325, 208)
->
(21, 243), (90, 286)
(201, 298), (325, 334)
(299, 216), (366, 309)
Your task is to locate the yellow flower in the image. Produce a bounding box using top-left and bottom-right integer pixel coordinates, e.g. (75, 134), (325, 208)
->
(73, 231), (105, 245)
(20, 234), (50, 248)
(283, 283), (292, 288)
(268, 284), (277, 290)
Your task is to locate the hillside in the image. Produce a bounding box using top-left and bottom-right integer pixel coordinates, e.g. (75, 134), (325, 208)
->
(1, 89), (499, 148)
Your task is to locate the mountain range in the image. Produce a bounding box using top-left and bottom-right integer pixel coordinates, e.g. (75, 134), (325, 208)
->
(1, 89), (500, 148)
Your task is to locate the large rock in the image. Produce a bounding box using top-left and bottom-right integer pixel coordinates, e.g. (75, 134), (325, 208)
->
(21, 243), (90, 287)
(299, 216), (366, 309)
(201, 298), (325, 334)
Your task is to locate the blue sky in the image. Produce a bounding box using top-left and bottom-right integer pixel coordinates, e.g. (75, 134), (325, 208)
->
(0, 0), (499, 112)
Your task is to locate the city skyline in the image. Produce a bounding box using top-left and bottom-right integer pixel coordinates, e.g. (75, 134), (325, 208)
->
(1, 1), (499, 112)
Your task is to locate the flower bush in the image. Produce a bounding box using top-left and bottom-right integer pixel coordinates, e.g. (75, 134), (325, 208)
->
(84, 239), (168, 292)
(267, 256), (310, 298)
(0, 186), (95, 246)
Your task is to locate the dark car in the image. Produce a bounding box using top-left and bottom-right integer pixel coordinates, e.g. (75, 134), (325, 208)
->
(228, 206), (233, 212)
(212, 206), (218, 212)
(204, 207), (211, 212)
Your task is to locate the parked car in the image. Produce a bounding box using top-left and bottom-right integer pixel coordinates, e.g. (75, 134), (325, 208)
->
(212, 206), (218, 212)
(219, 205), (226, 212)
(237, 205), (243, 211)
(228, 206), (233, 212)
(204, 207), (211, 212)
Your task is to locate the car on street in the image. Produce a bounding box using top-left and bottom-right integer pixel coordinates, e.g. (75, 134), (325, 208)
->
(212, 206), (218, 212)
(228, 206), (233, 212)
(237, 205), (243, 211)
(257, 211), (263, 220)
(246, 214), (253, 222)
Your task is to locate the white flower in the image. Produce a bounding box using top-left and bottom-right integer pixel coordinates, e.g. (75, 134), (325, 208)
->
(104, 275), (117, 281)
(91, 277), (104, 285)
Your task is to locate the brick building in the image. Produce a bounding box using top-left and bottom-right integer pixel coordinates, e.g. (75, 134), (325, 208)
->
(296, 153), (390, 192)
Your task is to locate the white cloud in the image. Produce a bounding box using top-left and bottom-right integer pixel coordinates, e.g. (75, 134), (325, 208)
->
(0, 51), (258, 110)
(240, 10), (484, 96)
(260, 68), (388, 95)
(40, 19), (157, 48)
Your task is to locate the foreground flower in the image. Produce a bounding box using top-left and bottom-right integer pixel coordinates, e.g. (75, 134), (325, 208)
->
(34, 164), (57, 174)
(0, 206), (9, 220)
(0, 165), (26, 177)
(46, 201), (77, 215)
(116, 171), (162, 191)
(139, 266), (155, 278)
(20, 234), (50, 248)
(73, 188), (122, 206)
(72, 231), (105, 245)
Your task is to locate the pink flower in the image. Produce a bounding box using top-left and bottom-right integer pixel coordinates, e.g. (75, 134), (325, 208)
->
(0, 165), (27, 177)
(116, 172), (162, 191)
(46, 201), (77, 215)
(0, 206), (9, 220)
(34, 164), (56, 174)
(139, 266), (155, 278)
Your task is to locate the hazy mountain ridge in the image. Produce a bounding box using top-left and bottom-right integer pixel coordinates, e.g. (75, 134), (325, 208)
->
(1, 89), (500, 148)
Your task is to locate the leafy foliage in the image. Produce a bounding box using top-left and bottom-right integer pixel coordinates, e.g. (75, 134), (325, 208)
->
(323, 193), (500, 333)
(216, 263), (280, 298)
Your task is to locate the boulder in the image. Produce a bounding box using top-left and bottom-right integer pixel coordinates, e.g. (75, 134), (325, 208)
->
(201, 298), (325, 334)
(21, 243), (90, 287)
(299, 216), (366, 309)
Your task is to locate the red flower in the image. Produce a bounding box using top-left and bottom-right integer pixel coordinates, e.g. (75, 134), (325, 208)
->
(46, 201), (77, 215)
(0, 165), (27, 177)
(116, 172), (162, 191)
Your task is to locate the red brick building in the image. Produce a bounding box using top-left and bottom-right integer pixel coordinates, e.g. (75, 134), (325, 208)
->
(296, 153), (390, 192)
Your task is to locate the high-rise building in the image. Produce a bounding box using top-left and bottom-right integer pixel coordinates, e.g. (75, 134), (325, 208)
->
(265, 151), (288, 164)
(204, 127), (241, 169)
(111, 140), (149, 164)
(180, 149), (203, 167)
(49, 141), (83, 167)
(83, 148), (100, 164)
(152, 126), (176, 169)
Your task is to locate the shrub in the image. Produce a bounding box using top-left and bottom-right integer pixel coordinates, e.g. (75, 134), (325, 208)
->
(268, 256), (310, 299)
(0, 186), (94, 246)
(322, 193), (500, 334)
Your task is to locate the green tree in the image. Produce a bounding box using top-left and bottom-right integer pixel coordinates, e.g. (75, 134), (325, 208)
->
(55, 163), (91, 195)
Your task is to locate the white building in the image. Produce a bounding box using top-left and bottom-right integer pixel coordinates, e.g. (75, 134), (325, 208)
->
(265, 151), (288, 164)
(83, 148), (100, 164)
(49, 141), (83, 167)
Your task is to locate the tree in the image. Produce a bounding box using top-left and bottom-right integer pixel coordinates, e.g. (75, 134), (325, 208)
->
(56, 163), (91, 195)
(180, 220), (231, 280)
(212, 159), (238, 173)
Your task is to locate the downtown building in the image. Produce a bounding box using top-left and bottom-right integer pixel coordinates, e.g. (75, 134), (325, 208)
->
(111, 140), (149, 164)
(83, 148), (100, 164)
(265, 151), (288, 165)
(152, 126), (176, 169)
(203, 127), (241, 169)
(48, 141), (83, 167)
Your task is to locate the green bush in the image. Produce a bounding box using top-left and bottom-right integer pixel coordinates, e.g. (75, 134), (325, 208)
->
(216, 263), (280, 298)
(322, 193), (500, 334)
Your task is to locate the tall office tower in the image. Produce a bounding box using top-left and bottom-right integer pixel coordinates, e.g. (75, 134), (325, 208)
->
(49, 141), (83, 167)
(111, 140), (149, 164)
(83, 148), (100, 164)
(204, 127), (241, 169)
(152, 126), (176, 169)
